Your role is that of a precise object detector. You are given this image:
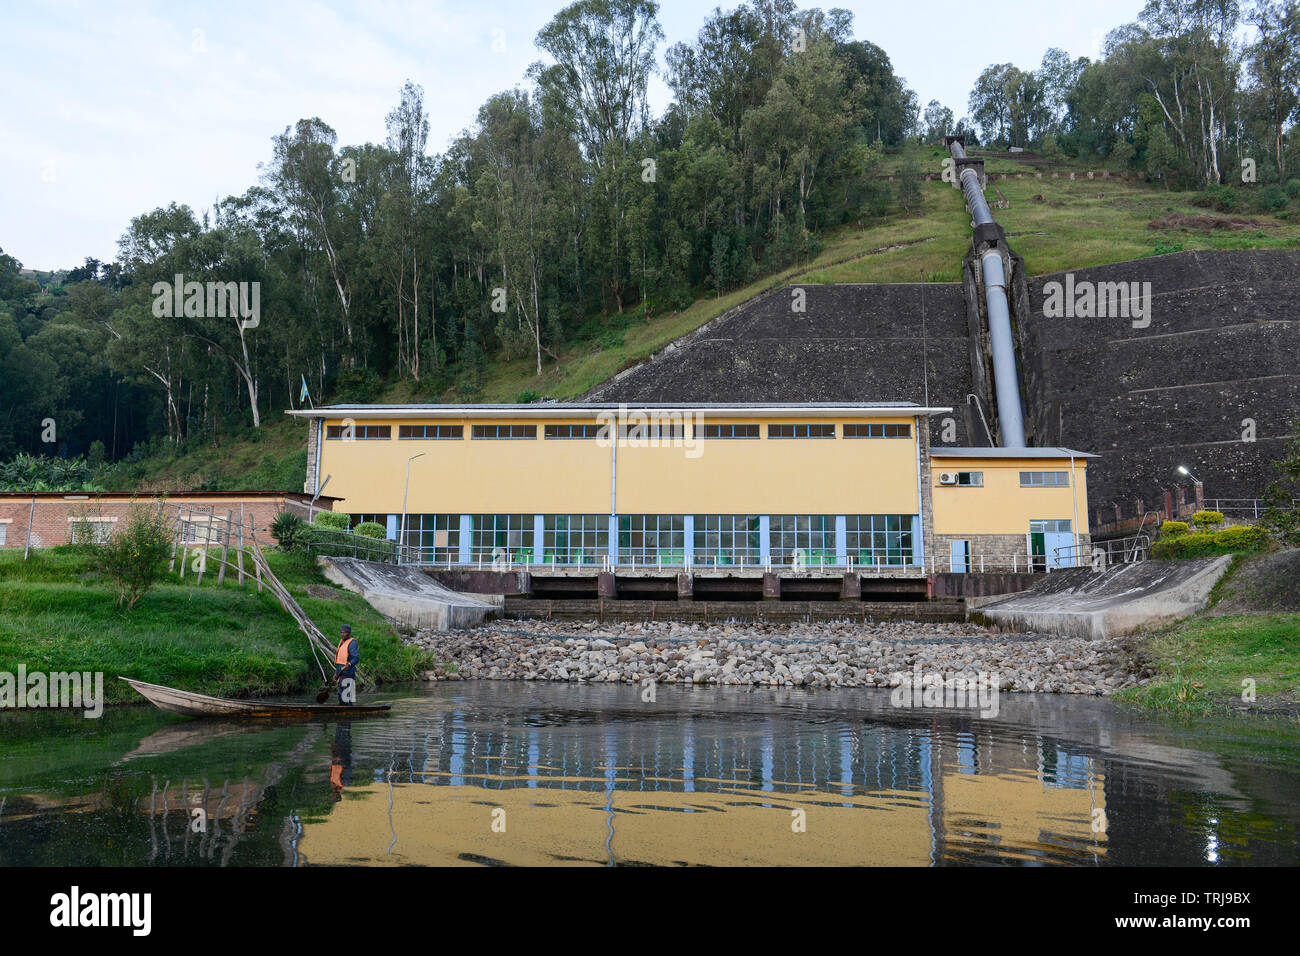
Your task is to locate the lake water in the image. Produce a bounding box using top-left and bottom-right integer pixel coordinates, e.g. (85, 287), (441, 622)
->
(1, 682), (1297, 866)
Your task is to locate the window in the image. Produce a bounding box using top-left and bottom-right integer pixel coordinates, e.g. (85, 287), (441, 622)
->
(544, 423), (608, 440)
(471, 514), (534, 562)
(542, 515), (608, 565)
(177, 517), (220, 546)
(77, 522), (115, 545)
(768, 423), (835, 439)
(472, 424), (537, 440)
(1020, 471), (1069, 487)
(352, 514), (388, 530)
(845, 515), (914, 566)
(617, 422), (684, 441)
(698, 423), (760, 439)
(325, 424), (391, 440)
(618, 514), (684, 564)
(400, 514), (459, 563)
(693, 515), (760, 566)
(957, 472), (983, 486)
(398, 424), (462, 440)
(770, 515), (836, 566)
(843, 423), (911, 438)
(0, 523), (8, 545)
(1030, 519), (1072, 534)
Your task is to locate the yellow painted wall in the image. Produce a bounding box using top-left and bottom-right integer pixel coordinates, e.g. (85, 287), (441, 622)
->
(316, 415), (922, 516)
(930, 457), (1090, 535)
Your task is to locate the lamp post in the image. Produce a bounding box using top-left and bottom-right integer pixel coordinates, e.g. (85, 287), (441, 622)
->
(1177, 466), (1204, 515)
(400, 454), (425, 564)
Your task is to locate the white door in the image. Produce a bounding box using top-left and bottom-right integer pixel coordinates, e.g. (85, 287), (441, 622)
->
(950, 539), (970, 574)
(1046, 532), (1074, 569)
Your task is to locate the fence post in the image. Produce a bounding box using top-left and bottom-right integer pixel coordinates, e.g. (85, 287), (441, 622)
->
(168, 507), (182, 573)
(236, 504), (246, 587)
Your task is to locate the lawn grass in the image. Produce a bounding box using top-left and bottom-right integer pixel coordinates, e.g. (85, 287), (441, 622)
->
(1115, 613), (1300, 717)
(0, 547), (433, 706)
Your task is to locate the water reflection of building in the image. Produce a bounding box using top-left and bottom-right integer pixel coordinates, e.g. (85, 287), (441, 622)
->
(296, 705), (1107, 866)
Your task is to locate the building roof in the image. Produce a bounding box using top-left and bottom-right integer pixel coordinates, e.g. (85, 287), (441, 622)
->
(929, 447), (1098, 459)
(0, 490), (341, 501)
(287, 402), (955, 419)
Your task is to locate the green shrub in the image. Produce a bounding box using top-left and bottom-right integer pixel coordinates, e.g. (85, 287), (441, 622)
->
(270, 511), (309, 551)
(354, 521), (388, 539)
(1152, 525), (1268, 559)
(1190, 510), (1224, 528)
(1260, 184), (1289, 211)
(99, 503), (174, 610)
(1212, 525), (1268, 550)
(1160, 520), (1189, 537)
(1286, 179), (1300, 201)
(312, 511), (351, 530)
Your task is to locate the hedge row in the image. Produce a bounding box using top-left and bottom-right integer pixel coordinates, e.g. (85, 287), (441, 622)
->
(1151, 525), (1269, 559)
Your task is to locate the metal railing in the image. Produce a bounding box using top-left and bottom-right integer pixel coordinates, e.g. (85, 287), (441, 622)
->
(394, 547), (928, 573)
(1202, 498), (1300, 520)
(303, 528), (397, 563)
(926, 553), (1052, 574)
(1053, 532), (1151, 570)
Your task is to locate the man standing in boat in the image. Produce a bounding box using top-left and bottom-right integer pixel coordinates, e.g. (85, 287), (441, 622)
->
(334, 624), (358, 705)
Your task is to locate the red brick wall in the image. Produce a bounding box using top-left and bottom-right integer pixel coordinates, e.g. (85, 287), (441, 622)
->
(0, 495), (333, 549)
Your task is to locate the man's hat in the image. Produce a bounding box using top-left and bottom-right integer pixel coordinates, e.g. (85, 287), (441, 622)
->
(340, 624), (352, 634)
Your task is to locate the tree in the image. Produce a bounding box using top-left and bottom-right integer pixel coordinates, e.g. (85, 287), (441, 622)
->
(1262, 420), (1300, 543)
(921, 100), (955, 142)
(99, 502), (175, 610)
(1246, 0), (1300, 178)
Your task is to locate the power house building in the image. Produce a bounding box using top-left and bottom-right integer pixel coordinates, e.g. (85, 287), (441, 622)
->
(289, 403), (1094, 574)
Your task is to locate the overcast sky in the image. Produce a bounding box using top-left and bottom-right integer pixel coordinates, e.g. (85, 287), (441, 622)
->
(0, 0), (1147, 271)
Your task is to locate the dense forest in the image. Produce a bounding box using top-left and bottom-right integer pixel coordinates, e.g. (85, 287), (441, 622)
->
(1, 0), (1298, 472)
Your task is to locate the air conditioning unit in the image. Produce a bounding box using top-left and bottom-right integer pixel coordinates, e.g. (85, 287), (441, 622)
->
(939, 472), (959, 485)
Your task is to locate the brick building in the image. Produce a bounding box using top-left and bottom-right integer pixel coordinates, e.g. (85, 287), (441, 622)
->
(0, 491), (341, 550)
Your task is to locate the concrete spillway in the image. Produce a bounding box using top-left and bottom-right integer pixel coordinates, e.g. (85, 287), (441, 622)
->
(974, 556), (1233, 639)
(319, 557), (500, 630)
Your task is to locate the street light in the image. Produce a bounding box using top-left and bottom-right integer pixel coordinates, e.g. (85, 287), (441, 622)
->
(309, 474), (331, 524)
(400, 454), (425, 564)
(1177, 465), (1202, 484)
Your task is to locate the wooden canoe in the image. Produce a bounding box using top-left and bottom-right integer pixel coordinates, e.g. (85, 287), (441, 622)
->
(120, 677), (391, 718)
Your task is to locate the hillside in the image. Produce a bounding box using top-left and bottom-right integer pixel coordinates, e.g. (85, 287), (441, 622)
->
(101, 148), (1300, 494)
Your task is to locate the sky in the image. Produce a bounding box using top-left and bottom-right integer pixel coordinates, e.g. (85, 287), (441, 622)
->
(0, 0), (1148, 272)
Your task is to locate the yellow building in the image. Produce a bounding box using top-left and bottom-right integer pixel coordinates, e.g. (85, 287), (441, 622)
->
(288, 403), (1093, 573)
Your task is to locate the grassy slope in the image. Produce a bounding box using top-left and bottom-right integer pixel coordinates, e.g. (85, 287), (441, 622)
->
(0, 547), (433, 705)
(1115, 550), (1300, 718)
(105, 149), (1300, 493)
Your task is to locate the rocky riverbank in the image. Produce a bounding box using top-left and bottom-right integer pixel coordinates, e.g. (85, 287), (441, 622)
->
(409, 619), (1150, 695)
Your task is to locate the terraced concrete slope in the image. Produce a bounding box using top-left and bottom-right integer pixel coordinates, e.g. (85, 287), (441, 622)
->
(582, 249), (1299, 523)
(583, 282), (984, 445)
(1021, 250), (1300, 522)
(977, 556), (1234, 639)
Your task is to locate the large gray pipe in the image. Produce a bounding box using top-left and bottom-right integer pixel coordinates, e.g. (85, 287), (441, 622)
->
(949, 139), (1026, 447)
(979, 251), (1027, 447)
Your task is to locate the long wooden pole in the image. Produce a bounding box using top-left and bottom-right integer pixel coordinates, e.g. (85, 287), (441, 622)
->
(216, 509), (232, 586)
(23, 496), (35, 560)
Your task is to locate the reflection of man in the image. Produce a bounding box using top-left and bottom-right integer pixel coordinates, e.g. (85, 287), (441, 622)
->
(329, 723), (353, 801)
(334, 625), (358, 705)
